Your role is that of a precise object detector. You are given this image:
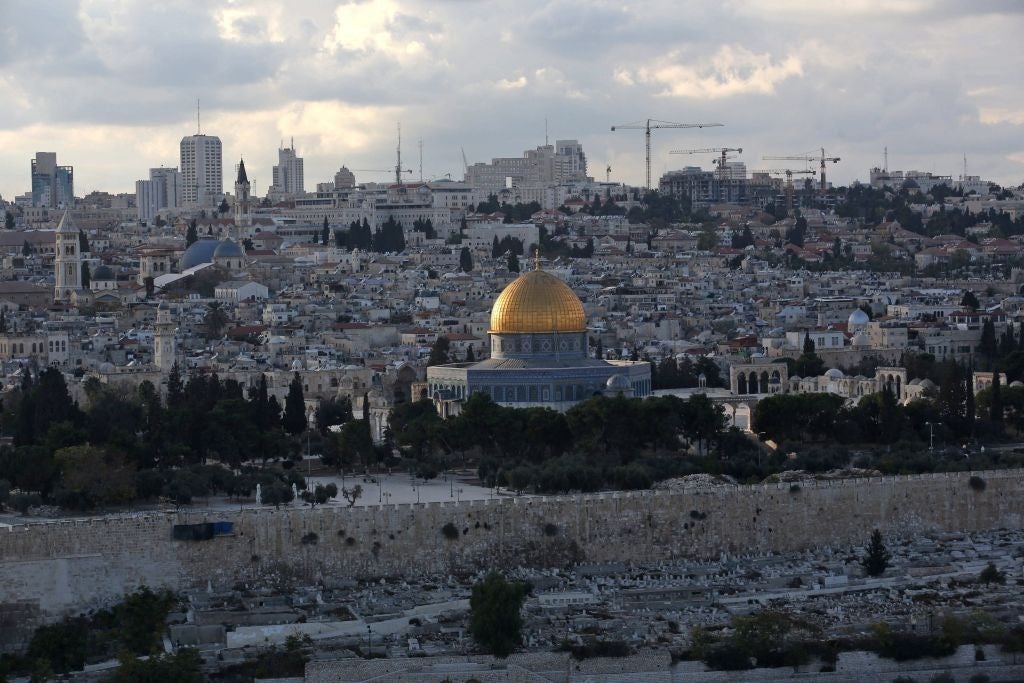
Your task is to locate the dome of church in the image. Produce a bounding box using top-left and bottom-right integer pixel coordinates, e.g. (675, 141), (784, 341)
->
(180, 238), (220, 270)
(92, 265), (115, 280)
(214, 238), (244, 259)
(848, 308), (869, 327)
(489, 268), (586, 334)
(824, 368), (844, 380)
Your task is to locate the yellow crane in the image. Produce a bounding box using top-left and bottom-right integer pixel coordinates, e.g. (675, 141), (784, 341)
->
(611, 119), (722, 190)
(752, 168), (815, 213)
(763, 148), (840, 194)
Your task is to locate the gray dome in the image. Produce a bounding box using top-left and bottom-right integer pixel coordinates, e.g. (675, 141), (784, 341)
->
(92, 265), (115, 280)
(848, 308), (869, 326)
(214, 238), (244, 259)
(606, 374), (632, 391)
(824, 368), (844, 380)
(180, 238), (220, 270)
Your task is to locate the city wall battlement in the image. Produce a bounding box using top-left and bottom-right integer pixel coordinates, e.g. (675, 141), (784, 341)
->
(1, 469), (1022, 626)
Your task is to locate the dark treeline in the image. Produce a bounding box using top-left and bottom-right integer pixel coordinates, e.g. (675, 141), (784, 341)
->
(386, 393), (741, 493)
(0, 367), (322, 511)
(332, 216), (406, 252)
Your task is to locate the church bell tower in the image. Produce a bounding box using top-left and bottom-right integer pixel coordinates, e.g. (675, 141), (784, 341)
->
(53, 210), (81, 303)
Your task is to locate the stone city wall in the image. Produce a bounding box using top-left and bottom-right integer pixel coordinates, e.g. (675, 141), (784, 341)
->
(1, 469), (1022, 626)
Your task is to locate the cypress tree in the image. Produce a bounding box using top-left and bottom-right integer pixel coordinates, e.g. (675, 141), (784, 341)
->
(861, 529), (890, 577)
(459, 246), (473, 272)
(282, 372), (306, 435)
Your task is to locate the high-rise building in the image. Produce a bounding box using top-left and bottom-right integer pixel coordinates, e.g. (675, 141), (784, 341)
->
(179, 134), (223, 206)
(31, 152), (74, 208)
(334, 165), (356, 189)
(53, 210), (82, 302)
(135, 167), (182, 221)
(465, 140), (589, 192)
(268, 140), (304, 200)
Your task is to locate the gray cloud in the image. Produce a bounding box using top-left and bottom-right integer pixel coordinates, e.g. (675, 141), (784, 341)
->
(0, 0), (1021, 198)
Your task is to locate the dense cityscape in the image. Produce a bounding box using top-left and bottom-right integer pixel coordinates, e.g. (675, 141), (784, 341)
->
(2, 2), (1024, 682)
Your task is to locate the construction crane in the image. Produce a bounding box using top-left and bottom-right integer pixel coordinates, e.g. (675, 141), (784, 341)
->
(352, 168), (413, 180)
(763, 148), (840, 194)
(752, 168), (815, 213)
(610, 119), (722, 190)
(670, 147), (743, 175)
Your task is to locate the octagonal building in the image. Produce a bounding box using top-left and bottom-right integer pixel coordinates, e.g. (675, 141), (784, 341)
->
(426, 264), (651, 412)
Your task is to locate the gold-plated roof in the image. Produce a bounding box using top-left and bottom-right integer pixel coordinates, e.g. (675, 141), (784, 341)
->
(489, 269), (586, 334)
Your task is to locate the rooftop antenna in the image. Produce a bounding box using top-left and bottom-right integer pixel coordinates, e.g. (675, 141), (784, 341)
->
(291, 136), (294, 151)
(963, 153), (967, 181)
(544, 118), (549, 147)
(883, 146), (888, 173)
(196, 98), (201, 135)
(418, 138), (423, 182)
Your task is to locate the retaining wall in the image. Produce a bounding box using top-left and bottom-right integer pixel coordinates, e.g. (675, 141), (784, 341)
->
(1, 470), (1022, 627)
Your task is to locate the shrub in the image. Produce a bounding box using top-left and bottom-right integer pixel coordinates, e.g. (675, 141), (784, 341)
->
(543, 523), (558, 537)
(345, 536), (356, 546)
(969, 673), (991, 683)
(689, 510), (707, 521)
(789, 483), (801, 493)
(441, 522), (459, 540)
(969, 475), (986, 492)
(300, 532), (318, 545)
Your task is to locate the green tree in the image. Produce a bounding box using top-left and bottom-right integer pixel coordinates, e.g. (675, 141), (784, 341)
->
(979, 562), (1005, 586)
(803, 331), (816, 355)
(321, 217), (330, 245)
(4, 210), (14, 229)
(459, 246), (474, 272)
(78, 229), (90, 253)
(427, 336), (451, 367)
(282, 372), (307, 436)
(961, 290), (980, 311)
(107, 649), (202, 683)
(697, 228), (719, 250)
(81, 261), (91, 289)
(979, 320), (997, 368)
(301, 482), (338, 507)
(335, 419), (375, 470)
(218, 197), (230, 215)
(202, 302), (229, 340)
(54, 445), (136, 509)
(469, 572), (527, 658)
(507, 251), (520, 273)
(185, 220), (198, 246)
(861, 529), (891, 577)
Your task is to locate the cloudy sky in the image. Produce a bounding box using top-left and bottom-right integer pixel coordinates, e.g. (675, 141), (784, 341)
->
(2, 0), (1023, 199)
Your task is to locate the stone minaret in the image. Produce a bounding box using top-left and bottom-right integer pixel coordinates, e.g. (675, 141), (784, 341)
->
(154, 302), (176, 372)
(234, 158), (251, 229)
(53, 210), (81, 302)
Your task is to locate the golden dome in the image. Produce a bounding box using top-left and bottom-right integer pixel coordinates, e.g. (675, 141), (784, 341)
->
(489, 269), (586, 334)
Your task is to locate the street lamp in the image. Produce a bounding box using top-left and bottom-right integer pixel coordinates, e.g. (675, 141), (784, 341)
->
(925, 421), (935, 452)
(366, 624), (372, 657)
(456, 487), (463, 503)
